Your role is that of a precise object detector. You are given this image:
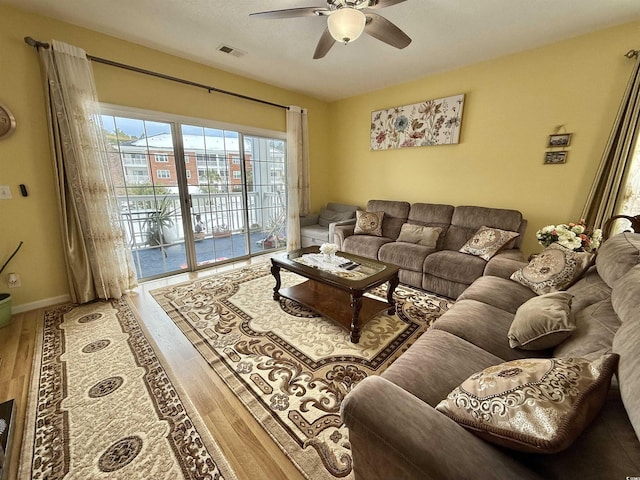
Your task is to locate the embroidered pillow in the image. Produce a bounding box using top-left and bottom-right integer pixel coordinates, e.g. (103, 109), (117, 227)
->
(435, 354), (618, 453)
(510, 243), (594, 295)
(459, 226), (520, 261)
(397, 224), (442, 248)
(354, 210), (384, 236)
(508, 292), (575, 350)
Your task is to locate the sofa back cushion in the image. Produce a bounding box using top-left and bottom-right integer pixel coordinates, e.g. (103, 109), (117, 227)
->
(366, 200), (410, 240)
(406, 203), (454, 248)
(318, 208), (356, 227)
(612, 263), (640, 441)
(442, 206), (524, 251)
(326, 202), (359, 214)
(596, 232), (640, 287)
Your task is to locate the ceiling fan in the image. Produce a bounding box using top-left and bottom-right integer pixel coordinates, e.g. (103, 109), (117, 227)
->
(250, 0), (411, 59)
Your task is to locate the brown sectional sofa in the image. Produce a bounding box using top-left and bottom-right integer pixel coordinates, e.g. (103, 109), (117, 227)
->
(341, 232), (640, 480)
(334, 199), (528, 298)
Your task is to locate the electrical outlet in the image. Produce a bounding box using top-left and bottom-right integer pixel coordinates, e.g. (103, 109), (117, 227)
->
(7, 273), (20, 288)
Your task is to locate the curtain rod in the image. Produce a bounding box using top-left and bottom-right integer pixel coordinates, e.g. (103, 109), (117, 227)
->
(24, 36), (289, 111)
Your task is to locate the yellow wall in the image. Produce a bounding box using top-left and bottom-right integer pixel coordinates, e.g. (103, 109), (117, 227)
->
(0, 4), (331, 309)
(1, 2), (638, 310)
(328, 21), (640, 256)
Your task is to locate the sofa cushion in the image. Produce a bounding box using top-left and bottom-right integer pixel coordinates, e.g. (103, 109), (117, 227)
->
(406, 203), (454, 247)
(317, 208), (354, 227)
(366, 200), (411, 240)
(508, 292), (575, 350)
(342, 234), (393, 259)
(397, 223), (442, 247)
(611, 262), (640, 441)
(433, 299), (545, 361)
(595, 232), (640, 288)
(299, 224), (330, 243)
(524, 386), (640, 480)
(423, 250), (488, 285)
(354, 210), (384, 236)
(435, 354), (619, 454)
(459, 226), (520, 261)
(407, 202), (455, 225)
(457, 276), (537, 314)
(378, 242), (434, 272)
(553, 299), (620, 360)
(510, 244), (594, 295)
(442, 206), (524, 251)
(381, 329), (504, 407)
(565, 267), (612, 312)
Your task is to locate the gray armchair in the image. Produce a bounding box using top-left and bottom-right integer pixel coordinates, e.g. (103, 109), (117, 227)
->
(300, 202), (359, 248)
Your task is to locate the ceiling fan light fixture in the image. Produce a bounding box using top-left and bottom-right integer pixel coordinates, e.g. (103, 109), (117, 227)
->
(327, 8), (366, 44)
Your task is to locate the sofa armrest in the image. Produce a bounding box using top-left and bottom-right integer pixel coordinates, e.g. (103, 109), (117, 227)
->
(329, 219), (356, 248)
(341, 376), (541, 480)
(299, 213), (319, 227)
(334, 223), (356, 248)
(484, 251), (527, 279)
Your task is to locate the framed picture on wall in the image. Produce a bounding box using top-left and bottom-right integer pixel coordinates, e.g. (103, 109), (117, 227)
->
(544, 151), (568, 164)
(548, 133), (572, 147)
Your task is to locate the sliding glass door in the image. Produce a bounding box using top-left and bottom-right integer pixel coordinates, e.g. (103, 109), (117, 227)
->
(100, 108), (286, 280)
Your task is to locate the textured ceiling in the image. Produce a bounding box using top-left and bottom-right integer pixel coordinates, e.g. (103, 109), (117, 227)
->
(6, 0), (640, 101)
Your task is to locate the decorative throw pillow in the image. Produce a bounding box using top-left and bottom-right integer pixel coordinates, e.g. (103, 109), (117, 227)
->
(435, 354), (619, 453)
(397, 223), (442, 248)
(354, 210), (384, 236)
(508, 292), (575, 350)
(459, 226), (520, 261)
(317, 208), (354, 227)
(510, 243), (594, 295)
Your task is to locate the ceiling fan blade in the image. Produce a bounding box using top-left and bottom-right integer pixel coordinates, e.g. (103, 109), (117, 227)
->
(366, 0), (408, 9)
(313, 28), (336, 59)
(249, 7), (328, 19)
(364, 13), (411, 49)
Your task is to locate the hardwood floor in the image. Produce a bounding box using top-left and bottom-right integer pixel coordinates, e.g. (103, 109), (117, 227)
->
(0, 254), (306, 480)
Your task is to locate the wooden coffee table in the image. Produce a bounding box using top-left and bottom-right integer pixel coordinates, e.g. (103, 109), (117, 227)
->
(270, 246), (400, 343)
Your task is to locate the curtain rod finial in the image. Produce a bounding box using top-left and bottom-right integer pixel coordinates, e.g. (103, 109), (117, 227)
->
(24, 36), (50, 49)
(625, 49), (638, 59)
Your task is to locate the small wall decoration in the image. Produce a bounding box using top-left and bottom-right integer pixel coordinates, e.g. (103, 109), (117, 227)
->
(370, 94), (465, 150)
(544, 151), (568, 164)
(548, 133), (572, 148)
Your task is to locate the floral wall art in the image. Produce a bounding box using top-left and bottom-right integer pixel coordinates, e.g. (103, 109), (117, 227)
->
(370, 94), (465, 150)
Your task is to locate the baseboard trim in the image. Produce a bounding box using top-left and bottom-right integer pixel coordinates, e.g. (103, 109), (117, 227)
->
(12, 294), (71, 314)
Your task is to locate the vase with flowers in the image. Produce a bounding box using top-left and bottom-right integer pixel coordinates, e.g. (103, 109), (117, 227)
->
(536, 220), (602, 253)
(319, 242), (339, 263)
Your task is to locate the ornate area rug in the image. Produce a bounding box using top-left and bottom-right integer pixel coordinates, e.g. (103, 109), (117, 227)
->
(151, 263), (453, 480)
(19, 298), (237, 480)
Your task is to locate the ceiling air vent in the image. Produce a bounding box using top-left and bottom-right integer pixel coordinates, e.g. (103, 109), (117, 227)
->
(217, 44), (246, 58)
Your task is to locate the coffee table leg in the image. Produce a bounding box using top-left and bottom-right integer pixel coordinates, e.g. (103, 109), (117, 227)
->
(271, 262), (281, 301)
(349, 291), (363, 343)
(387, 272), (399, 315)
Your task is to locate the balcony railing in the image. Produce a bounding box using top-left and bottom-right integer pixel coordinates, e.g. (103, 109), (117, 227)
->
(118, 191), (286, 249)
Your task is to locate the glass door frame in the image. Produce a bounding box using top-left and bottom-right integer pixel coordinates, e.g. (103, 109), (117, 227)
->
(100, 103), (287, 279)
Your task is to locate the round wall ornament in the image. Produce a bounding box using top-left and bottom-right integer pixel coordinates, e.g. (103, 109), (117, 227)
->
(0, 103), (17, 139)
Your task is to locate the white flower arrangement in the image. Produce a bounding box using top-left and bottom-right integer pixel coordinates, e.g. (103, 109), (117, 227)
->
(536, 220), (602, 252)
(319, 243), (339, 256)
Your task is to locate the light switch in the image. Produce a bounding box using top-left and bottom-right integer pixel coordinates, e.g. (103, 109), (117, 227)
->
(0, 185), (12, 200)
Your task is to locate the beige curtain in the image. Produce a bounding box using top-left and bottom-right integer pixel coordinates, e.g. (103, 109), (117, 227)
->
(286, 106), (310, 251)
(39, 40), (137, 303)
(582, 52), (640, 229)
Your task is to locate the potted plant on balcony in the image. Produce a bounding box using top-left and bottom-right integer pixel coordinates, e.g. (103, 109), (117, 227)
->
(143, 197), (175, 246)
(213, 224), (231, 238)
(0, 241), (23, 328)
(193, 214), (206, 242)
